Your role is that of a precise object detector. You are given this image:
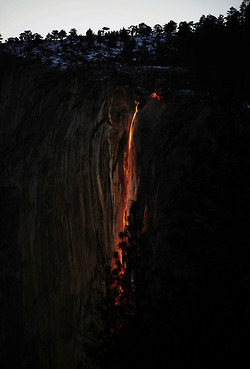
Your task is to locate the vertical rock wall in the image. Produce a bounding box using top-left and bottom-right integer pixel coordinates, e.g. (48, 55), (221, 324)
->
(133, 91), (250, 366)
(0, 57), (135, 369)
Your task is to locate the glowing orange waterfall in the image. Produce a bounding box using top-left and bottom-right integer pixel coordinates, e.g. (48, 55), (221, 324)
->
(128, 101), (139, 151)
(112, 94), (159, 305)
(123, 101), (139, 231)
(112, 101), (139, 306)
(117, 100), (139, 266)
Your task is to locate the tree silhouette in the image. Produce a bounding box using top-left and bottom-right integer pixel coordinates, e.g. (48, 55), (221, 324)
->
(6, 37), (18, 44)
(178, 21), (194, 39)
(19, 30), (33, 42)
(111, 202), (142, 314)
(128, 25), (138, 37)
(164, 20), (177, 35)
(107, 31), (118, 48)
(45, 32), (53, 41)
(102, 26), (110, 35)
(51, 30), (59, 40)
(138, 22), (152, 37)
(121, 38), (136, 62)
(58, 29), (67, 41)
(86, 28), (94, 47)
(97, 29), (106, 46)
(33, 33), (43, 45)
(153, 24), (163, 35)
(68, 28), (77, 41)
(119, 27), (130, 42)
(226, 6), (241, 30)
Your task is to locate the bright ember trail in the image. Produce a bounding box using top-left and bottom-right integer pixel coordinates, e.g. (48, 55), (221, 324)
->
(112, 100), (139, 305)
(123, 100), (139, 233)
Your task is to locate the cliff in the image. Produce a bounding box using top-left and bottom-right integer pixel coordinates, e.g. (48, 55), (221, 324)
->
(0, 55), (136, 369)
(132, 90), (250, 367)
(1, 55), (250, 368)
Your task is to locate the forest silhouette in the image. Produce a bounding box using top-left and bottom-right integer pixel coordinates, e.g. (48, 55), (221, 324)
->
(1, 1), (250, 98)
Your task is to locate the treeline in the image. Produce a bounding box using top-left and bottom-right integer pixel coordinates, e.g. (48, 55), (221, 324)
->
(175, 1), (250, 98)
(1, 1), (249, 47)
(1, 1), (249, 97)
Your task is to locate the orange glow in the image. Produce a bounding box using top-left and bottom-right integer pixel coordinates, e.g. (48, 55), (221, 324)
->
(128, 100), (139, 151)
(123, 99), (139, 238)
(151, 92), (161, 100)
(111, 266), (125, 306)
(124, 100), (139, 228)
(142, 204), (148, 233)
(112, 100), (139, 306)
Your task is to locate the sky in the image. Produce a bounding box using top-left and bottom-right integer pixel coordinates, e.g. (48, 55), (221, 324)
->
(0, 0), (243, 40)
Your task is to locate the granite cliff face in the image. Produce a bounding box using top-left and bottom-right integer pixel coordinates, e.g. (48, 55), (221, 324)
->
(1, 55), (250, 368)
(132, 91), (250, 367)
(0, 56), (136, 369)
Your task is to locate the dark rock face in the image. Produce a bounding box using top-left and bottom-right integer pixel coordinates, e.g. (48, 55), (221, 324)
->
(1, 55), (250, 369)
(0, 56), (135, 369)
(133, 92), (250, 367)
